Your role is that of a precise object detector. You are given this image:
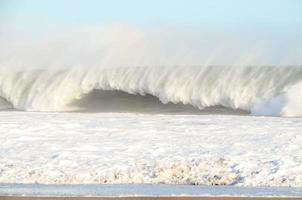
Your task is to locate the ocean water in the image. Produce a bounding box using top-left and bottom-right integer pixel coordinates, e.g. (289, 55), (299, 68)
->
(0, 26), (302, 187)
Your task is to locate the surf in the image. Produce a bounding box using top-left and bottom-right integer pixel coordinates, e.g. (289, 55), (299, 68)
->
(0, 65), (301, 117)
(1, 26), (302, 116)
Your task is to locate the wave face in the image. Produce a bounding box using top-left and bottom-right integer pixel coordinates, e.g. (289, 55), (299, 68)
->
(0, 65), (302, 116)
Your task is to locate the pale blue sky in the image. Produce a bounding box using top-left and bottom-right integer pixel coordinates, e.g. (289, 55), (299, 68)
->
(0, 0), (302, 65)
(1, 0), (302, 30)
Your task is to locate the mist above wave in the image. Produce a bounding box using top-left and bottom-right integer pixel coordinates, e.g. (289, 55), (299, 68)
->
(1, 24), (302, 69)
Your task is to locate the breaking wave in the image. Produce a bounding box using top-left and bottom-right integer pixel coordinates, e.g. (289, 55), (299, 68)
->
(0, 65), (302, 117)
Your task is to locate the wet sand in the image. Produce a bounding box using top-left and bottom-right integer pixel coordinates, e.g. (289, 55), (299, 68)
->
(1, 184), (302, 200)
(1, 196), (301, 200)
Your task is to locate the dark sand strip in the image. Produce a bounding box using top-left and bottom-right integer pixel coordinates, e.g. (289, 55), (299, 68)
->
(1, 184), (302, 199)
(1, 196), (302, 200)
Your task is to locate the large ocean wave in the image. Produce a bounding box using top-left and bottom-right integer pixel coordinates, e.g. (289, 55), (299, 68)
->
(1, 26), (302, 116)
(0, 66), (301, 117)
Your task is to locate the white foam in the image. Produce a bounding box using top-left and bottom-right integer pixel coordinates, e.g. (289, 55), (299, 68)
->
(0, 112), (302, 186)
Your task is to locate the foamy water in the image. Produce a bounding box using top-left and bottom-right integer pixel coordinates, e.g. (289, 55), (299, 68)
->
(1, 112), (301, 186)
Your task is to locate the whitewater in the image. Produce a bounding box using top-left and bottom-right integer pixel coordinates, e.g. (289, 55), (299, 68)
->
(1, 66), (302, 187)
(1, 112), (302, 186)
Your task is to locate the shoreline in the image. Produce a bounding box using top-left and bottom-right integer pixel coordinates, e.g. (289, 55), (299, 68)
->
(1, 184), (302, 199)
(1, 197), (302, 200)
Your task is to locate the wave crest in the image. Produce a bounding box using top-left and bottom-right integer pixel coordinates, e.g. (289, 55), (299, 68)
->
(0, 66), (301, 116)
